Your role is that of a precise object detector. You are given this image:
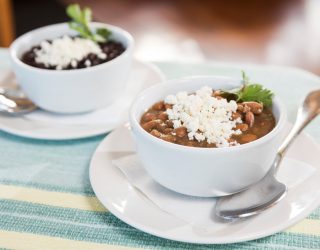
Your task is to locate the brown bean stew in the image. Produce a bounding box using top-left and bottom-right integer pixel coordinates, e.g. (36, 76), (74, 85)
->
(140, 91), (276, 148)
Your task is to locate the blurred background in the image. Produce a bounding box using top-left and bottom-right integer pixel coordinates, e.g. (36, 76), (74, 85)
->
(1, 0), (320, 73)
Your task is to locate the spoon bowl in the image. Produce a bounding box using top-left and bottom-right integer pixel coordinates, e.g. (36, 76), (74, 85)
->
(0, 87), (37, 114)
(216, 170), (287, 219)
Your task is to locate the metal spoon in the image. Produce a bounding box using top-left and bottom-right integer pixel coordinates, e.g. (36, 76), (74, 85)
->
(215, 89), (320, 219)
(0, 87), (37, 114)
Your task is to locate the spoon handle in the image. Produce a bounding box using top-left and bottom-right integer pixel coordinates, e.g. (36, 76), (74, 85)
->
(275, 90), (320, 172)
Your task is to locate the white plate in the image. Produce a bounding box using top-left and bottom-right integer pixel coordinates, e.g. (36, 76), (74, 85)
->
(0, 60), (165, 140)
(90, 124), (320, 244)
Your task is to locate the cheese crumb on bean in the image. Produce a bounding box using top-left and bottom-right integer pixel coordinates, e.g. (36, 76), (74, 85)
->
(165, 86), (242, 148)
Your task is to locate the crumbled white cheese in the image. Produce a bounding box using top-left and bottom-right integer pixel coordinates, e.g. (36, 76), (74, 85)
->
(165, 86), (242, 147)
(34, 35), (106, 69)
(84, 59), (91, 67)
(71, 59), (77, 68)
(98, 53), (107, 60)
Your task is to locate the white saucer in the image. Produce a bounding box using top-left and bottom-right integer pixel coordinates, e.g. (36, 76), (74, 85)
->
(90, 124), (320, 244)
(0, 60), (165, 140)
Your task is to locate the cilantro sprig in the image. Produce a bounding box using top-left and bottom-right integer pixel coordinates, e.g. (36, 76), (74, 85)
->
(66, 4), (111, 43)
(221, 71), (274, 107)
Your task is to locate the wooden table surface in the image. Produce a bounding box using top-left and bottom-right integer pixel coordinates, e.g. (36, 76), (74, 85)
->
(65, 0), (320, 75)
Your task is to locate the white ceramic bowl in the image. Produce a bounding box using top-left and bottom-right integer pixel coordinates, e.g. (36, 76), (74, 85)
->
(130, 76), (287, 197)
(10, 22), (134, 114)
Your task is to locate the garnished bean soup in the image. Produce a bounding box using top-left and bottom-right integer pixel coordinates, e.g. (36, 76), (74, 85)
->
(140, 86), (275, 148)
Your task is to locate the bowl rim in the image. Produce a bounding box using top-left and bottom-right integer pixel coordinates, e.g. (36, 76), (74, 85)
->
(9, 22), (134, 74)
(130, 75), (287, 153)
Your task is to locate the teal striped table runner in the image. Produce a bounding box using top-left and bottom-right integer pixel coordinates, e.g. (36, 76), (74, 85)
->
(0, 49), (320, 249)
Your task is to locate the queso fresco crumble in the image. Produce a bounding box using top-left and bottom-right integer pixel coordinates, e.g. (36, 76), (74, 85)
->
(165, 86), (242, 147)
(140, 86), (275, 148)
(21, 35), (125, 70)
(33, 36), (107, 70)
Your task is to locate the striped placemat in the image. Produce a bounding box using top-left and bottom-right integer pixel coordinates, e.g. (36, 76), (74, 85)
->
(0, 49), (320, 249)
(0, 182), (320, 249)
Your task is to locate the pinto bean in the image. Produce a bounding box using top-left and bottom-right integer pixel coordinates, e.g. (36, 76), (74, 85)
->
(141, 112), (157, 122)
(157, 112), (168, 121)
(164, 128), (174, 134)
(161, 134), (176, 143)
(156, 122), (168, 133)
(142, 119), (162, 131)
(152, 101), (165, 111)
(245, 111), (255, 127)
(232, 112), (242, 120)
(166, 120), (174, 128)
(243, 105), (251, 113)
(150, 129), (161, 138)
(238, 103), (251, 113)
(142, 120), (157, 131)
(235, 123), (249, 132)
(237, 103), (244, 112)
(242, 101), (263, 114)
(175, 127), (188, 138)
(164, 103), (173, 110)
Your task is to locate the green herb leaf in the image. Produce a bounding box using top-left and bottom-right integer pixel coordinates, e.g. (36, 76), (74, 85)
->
(237, 84), (274, 107)
(96, 28), (111, 40)
(68, 22), (91, 39)
(66, 4), (111, 43)
(241, 70), (250, 84)
(66, 4), (83, 24)
(82, 7), (92, 24)
(220, 71), (274, 107)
